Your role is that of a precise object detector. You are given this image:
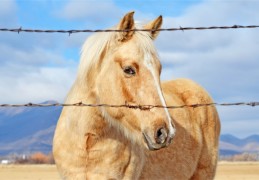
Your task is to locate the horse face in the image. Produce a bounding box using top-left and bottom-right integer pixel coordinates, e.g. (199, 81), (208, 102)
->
(96, 12), (175, 150)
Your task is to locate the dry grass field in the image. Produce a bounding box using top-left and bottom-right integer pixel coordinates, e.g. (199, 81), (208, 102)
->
(0, 162), (259, 179)
(215, 162), (259, 180)
(0, 164), (60, 180)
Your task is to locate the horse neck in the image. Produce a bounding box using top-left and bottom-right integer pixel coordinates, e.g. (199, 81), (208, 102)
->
(64, 77), (109, 137)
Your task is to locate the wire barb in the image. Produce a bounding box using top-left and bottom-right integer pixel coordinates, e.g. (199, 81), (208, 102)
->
(0, 25), (259, 35)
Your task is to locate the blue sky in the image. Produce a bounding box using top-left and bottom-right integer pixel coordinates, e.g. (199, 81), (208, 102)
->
(0, 0), (259, 138)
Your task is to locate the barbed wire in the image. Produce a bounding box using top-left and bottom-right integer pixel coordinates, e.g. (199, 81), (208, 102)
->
(0, 25), (259, 35)
(1, 26), (259, 110)
(0, 101), (258, 110)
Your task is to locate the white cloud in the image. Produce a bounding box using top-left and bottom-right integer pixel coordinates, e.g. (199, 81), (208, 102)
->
(157, 0), (259, 98)
(55, 0), (158, 28)
(0, 0), (17, 25)
(0, 43), (69, 67)
(56, 0), (122, 24)
(0, 0), (17, 16)
(0, 33), (78, 104)
(0, 66), (76, 104)
(172, 0), (259, 26)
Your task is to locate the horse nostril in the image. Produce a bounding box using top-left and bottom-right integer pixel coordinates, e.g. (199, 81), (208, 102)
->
(155, 127), (167, 144)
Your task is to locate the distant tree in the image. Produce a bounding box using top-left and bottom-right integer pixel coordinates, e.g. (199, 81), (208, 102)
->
(30, 152), (49, 164)
(232, 153), (258, 161)
(220, 152), (259, 161)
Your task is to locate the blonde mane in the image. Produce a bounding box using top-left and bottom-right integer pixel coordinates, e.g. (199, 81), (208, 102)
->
(77, 32), (112, 80)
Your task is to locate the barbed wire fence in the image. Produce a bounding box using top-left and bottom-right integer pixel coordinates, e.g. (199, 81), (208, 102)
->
(0, 25), (259, 35)
(0, 102), (259, 110)
(1, 24), (259, 109)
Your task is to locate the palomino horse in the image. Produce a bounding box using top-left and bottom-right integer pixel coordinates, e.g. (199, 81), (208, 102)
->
(53, 12), (220, 180)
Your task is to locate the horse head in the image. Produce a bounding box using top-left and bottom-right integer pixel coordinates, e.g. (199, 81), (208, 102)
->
(80, 12), (176, 150)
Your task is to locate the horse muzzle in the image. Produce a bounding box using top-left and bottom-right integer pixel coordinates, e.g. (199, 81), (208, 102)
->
(143, 127), (175, 151)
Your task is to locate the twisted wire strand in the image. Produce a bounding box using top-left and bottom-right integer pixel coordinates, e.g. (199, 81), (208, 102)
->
(0, 101), (258, 110)
(0, 25), (259, 35)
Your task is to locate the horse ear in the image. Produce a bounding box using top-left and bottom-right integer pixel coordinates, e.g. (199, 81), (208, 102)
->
(117, 11), (135, 42)
(144, 15), (163, 40)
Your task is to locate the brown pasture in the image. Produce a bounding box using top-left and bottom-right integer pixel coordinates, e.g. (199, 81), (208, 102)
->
(0, 162), (259, 180)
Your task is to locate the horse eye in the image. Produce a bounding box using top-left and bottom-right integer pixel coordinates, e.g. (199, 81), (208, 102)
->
(123, 66), (136, 76)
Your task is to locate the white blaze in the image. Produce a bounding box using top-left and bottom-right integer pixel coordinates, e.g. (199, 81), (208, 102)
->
(144, 53), (175, 137)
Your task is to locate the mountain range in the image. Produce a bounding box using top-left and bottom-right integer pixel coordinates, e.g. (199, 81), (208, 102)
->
(0, 101), (61, 156)
(220, 134), (259, 156)
(0, 101), (258, 156)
